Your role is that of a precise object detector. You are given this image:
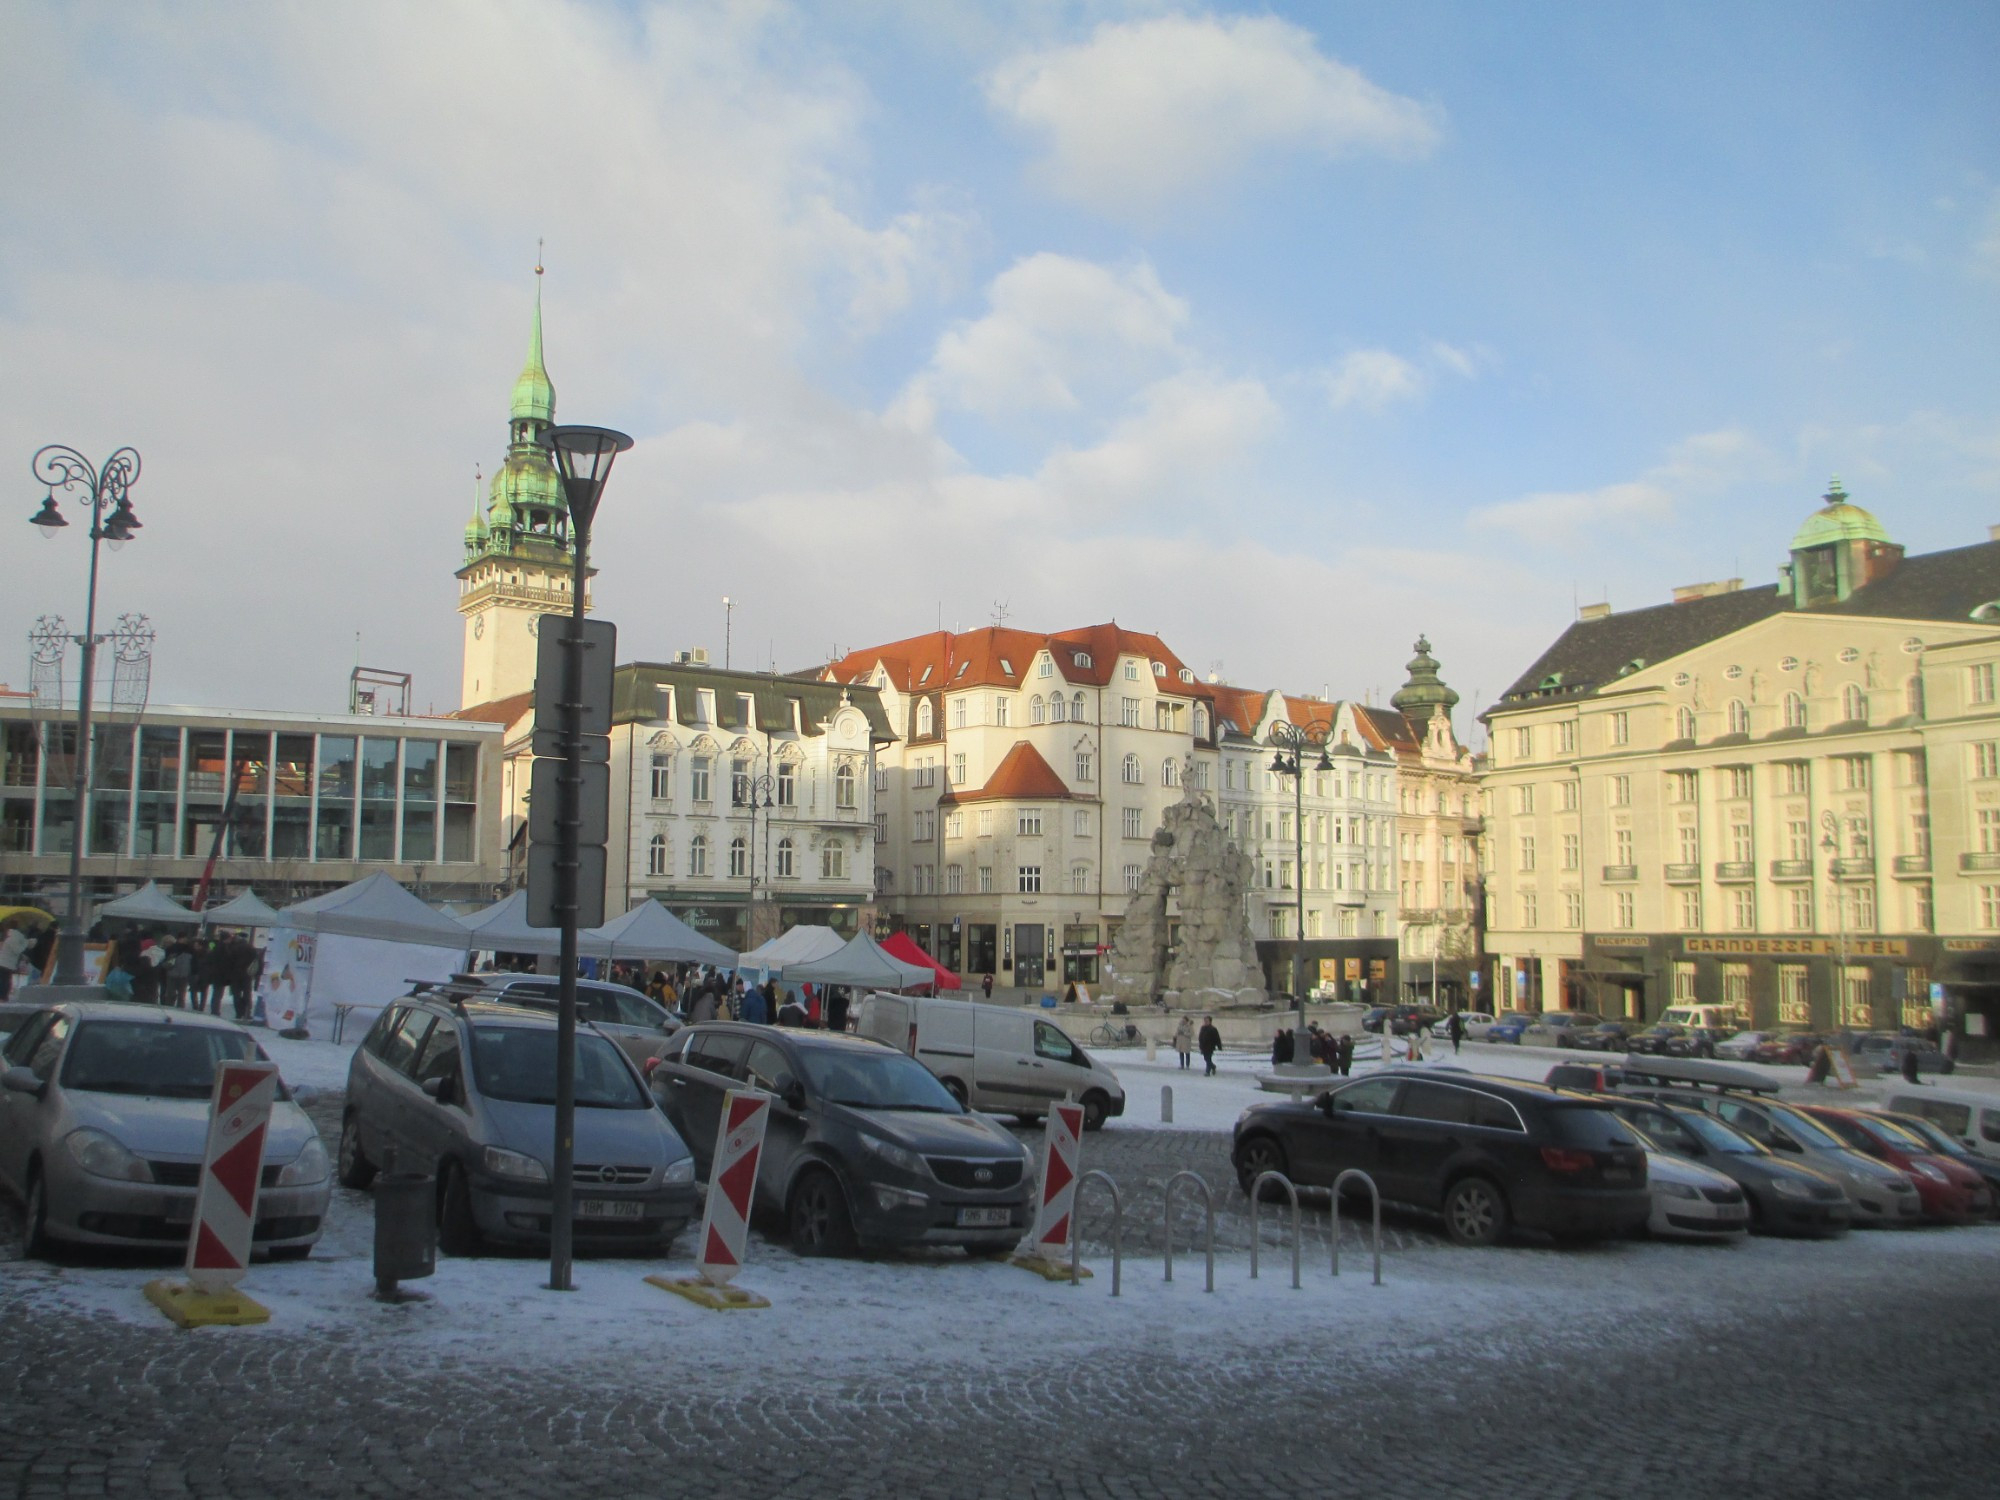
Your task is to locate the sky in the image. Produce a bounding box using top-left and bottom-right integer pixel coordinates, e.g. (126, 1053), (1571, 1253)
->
(2, 1), (1997, 737)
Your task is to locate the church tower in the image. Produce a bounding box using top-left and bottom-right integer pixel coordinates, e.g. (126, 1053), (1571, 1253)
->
(457, 266), (593, 709)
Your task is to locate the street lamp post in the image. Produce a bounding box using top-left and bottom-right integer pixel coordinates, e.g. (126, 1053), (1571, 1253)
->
(734, 746), (776, 950)
(28, 445), (144, 985)
(1268, 719), (1333, 1060)
(1821, 809), (1849, 1028)
(539, 423), (633, 1293)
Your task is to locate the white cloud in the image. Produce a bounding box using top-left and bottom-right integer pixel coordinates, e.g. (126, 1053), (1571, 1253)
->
(1470, 428), (1772, 545)
(1324, 349), (1426, 412)
(986, 14), (1442, 220)
(1040, 371), (1281, 511)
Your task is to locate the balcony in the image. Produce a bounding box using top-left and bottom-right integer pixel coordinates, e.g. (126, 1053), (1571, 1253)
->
(1713, 861), (1755, 882)
(1601, 864), (1638, 882)
(1663, 863), (1701, 883)
(1831, 857), (1875, 880)
(1892, 854), (1930, 876)
(1769, 859), (1813, 880)
(1960, 852), (2000, 873)
(1401, 908), (1440, 926)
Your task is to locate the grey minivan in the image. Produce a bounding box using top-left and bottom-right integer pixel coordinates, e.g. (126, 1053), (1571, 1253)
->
(651, 1023), (1035, 1257)
(340, 996), (697, 1255)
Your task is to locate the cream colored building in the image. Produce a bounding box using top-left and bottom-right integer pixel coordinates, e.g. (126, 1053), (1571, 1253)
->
(1481, 482), (2000, 1041)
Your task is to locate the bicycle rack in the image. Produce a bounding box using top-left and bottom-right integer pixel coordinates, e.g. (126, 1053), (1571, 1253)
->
(1162, 1170), (1215, 1292)
(1248, 1171), (1301, 1289)
(1070, 1169), (1123, 1296)
(1330, 1168), (1383, 1286)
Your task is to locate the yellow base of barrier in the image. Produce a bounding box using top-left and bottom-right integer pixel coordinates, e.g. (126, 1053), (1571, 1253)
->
(143, 1279), (271, 1328)
(645, 1273), (771, 1310)
(1008, 1252), (1091, 1282)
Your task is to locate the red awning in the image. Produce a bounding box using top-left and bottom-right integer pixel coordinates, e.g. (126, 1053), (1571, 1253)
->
(879, 931), (963, 990)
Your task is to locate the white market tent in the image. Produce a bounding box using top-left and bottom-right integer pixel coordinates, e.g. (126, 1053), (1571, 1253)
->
(98, 881), (199, 925)
(199, 889), (282, 928)
(783, 930), (934, 990)
(585, 899), (736, 966)
(275, 871), (472, 947)
(460, 890), (565, 957)
(738, 924), (846, 974)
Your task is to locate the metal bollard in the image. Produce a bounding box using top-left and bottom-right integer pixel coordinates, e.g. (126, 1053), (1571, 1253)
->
(1070, 1170), (1123, 1296)
(372, 1149), (437, 1303)
(1160, 1084), (1173, 1124)
(1330, 1168), (1383, 1286)
(1248, 1171), (1301, 1289)
(1163, 1170), (1214, 1292)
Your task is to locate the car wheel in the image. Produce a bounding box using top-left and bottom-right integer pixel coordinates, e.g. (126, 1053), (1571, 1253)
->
(1236, 1134), (1290, 1198)
(22, 1166), (52, 1259)
(437, 1163), (483, 1257)
(1080, 1090), (1110, 1132)
(941, 1077), (969, 1108)
(1442, 1176), (1508, 1247)
(787, 1168), (856, 1258)
(337, 1113), (377, 1190)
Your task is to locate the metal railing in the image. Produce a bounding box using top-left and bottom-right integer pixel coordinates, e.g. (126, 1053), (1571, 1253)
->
(1070, 1169), (1122, 1296)
(1162, 1170), (1215, 1292)
(1330, 1169), (1383, 1286)
(1248, 1171), (1301, 1289)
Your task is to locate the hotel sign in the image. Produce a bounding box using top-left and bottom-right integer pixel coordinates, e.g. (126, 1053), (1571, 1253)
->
(1684, 937), (1908, 957)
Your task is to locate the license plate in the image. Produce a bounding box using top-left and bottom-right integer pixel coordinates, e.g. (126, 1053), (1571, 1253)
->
(575, 1199), (644, 1220)
(956, 1207), (1011, 1228)
(1603, 1168), (1632, 1183)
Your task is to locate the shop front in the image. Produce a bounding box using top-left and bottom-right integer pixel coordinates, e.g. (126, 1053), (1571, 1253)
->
(1584, 933), (1943, 1033)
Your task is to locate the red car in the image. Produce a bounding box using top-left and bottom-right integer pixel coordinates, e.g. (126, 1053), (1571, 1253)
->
(1797, 1106), (1994, 1223)
(1751, 1031), (1822, 1065)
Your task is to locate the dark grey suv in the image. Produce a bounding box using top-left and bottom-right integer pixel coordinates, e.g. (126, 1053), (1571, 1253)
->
(341, 997), (697, 1255)
(651, 1023), (1035, 1257)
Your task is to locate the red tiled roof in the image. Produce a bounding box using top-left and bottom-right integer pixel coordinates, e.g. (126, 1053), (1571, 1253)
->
(451, 689), (534, 725)
(1354, 705), (1421, 752)
(824, 621), (1200, 697)
(942, 741), (1073, 804)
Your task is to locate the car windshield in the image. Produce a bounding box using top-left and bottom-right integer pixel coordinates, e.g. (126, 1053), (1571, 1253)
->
(469, 1025), (648, 1109)
(60, 1020), (272, 1099)
(799, 1048), (964, 1112)
(1889, 1115), (1962, 1155)
(1672, 1109), (1763, 1154)
(1771, 1106), (1849, 1150)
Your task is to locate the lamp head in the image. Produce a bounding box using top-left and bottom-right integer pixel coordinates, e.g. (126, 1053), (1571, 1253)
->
(1269, 751), (1287, 774)
(30, 493), (66, 536)
(541, 424), (634, 530)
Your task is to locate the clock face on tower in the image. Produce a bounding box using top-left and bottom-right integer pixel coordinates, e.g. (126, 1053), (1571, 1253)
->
(526, 614), (540, 636)
(472, 614), (485, 639)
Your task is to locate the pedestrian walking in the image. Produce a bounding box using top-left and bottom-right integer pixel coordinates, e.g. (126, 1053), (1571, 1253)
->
(1448, 1009), (1465, 1055)
(827, 985), (851, 1033)
(1173, 1015), (1194, 1071)
(1900, 1045), (1923, 1085)
(981, 973), (994, 999)
(1197, 1016), (1221, 1076)
(1270, 1029), (1295, 1067)
(1806, 1042), (1832, 1086)
(691, 986), (720, 1024)
(0, 919), (29, 1001)
(1336, 1032), (1353, 1076)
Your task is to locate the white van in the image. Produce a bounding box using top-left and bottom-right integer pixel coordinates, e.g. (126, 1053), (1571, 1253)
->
(854, 993), (1126, 1130)
(1658, 1005), (1735, 1032)
(1875, 1084), (2000, 1163)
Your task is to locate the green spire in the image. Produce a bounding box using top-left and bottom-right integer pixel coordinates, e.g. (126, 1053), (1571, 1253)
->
(510, 261), (556, 425)
(1391, 634), (1460, 721)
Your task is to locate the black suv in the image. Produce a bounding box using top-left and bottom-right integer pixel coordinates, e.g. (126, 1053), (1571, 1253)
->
(651, 1023), (1035, 1258)
(1231, 1070), (1651, 1246)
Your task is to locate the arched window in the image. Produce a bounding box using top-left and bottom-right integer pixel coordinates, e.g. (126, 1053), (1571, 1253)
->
(1727, 699), (1750, 736)
(1121, 753), (1141, 784)
(729, 836), (748, 877)
(916, 699), (934, 736)
(1907, 674), (1926, 719)
(776, 837), (795, 878)
(647, 833), (668, 876)
(1050, 694), (1067, 723)
(1071, 691), (1086, 721)
(1783, 692), (1807, 730)
(1030, 695), (1046, 724)
(688, 835), (708, 877)
(1193, 705), (1209, 739)
(1842, 683), (1867, 724)
(1161, 758), (1179, 787)
(821, 841), (846, 880)
(835, 763), (856, 809)
(1675, 705), (1696, 741)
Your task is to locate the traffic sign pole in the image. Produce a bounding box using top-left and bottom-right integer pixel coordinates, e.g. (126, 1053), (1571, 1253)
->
(143, 1060), (279, 1327)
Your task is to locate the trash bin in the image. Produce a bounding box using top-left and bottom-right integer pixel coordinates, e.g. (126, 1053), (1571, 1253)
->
(372, 1170), (436, 1300)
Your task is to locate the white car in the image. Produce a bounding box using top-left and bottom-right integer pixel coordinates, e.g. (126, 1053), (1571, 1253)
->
(1643, 1149), (1750, 1240)
(1430, 1011), (1496, 1039)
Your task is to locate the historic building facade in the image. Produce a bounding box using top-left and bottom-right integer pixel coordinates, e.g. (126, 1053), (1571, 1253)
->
(1480, 482), (2000, 1042)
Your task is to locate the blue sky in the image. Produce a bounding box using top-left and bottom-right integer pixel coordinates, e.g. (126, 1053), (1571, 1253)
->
(2, 1), (1996, 729)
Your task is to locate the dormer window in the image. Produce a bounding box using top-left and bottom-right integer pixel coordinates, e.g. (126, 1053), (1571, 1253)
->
(1152, 661), (1167, 677)
(1178, 667), (1194, 683)
(1123, 661), (1139, 681)
(1038, 657), (1054, 678)
(737, 693), (755, 726)
(1074, 652), (1093, 669)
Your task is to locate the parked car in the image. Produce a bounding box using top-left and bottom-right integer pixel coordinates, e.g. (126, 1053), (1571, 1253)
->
(1844, 1032), (1945, 1078)
(1230, 1071), (1651, 1247)
(0, 1001), (48, 1044)
(1650, 1092), (1921, 1227)
(1359, 1007), (1394, 1034)
(650, 1023), (1035, 1257)
(441, 974), (682, 1074)
(1656, 1004), (1739, 1033)
(1431, 1011), (1496, 1040)
(1637, 1148), (1750, 1241)
(1626, 1023), (1717, 1059)
(1871, 1110), (2000, 1203)
(341, 996), (697, 1255)
(1484, 1015), (1533, 1045)
(1713, 1030), (1771, 1061)
(1794, 1105), (1993, 1223)
(1467, 1011), (1529, 1040)
(854, 992), (1124, 1129)
(1751, 1030), (1823, 1065)
(1519, 1012), (1603, 1049)
(0, 1002), (330, 1257)
(1596, 1096), (1851, 1237)
(1875, 1085), (2000, 1163)
(1570, 1022), (1638, 1053)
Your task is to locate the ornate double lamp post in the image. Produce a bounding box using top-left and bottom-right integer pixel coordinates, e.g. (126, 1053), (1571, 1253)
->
(28, 444), (144, 986)
(733, 749), (777, 948)
(1269, 719), (1333, 1061)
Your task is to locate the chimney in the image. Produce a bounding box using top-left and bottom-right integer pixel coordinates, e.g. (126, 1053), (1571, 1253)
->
(1578, 602), (1613, 621)
(1672, 578), (1743, 603)
(1989, 524), (2000, 542)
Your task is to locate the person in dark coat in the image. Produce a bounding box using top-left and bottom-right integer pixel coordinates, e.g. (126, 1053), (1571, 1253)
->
(1270, 1029), (1295, 1067)
(827, 985), (851, 1034)
(1900, 1045), (1923, 1085)
(1447, 1009), (1465, 1055)
(1197, 1016), (1221, 1076)
(981, 973), (994, 999)
(1336, 1032), (1354, 1077)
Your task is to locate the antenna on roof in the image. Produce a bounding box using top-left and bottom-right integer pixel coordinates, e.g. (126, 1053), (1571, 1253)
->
(990, 599), (1011, 628)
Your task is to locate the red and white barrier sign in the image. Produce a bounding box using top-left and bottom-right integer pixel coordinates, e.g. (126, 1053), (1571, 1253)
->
(186, 1061), (279, 1293)
(695, 1090), (770, 1285)
(1026, 1100), (1085, 1261)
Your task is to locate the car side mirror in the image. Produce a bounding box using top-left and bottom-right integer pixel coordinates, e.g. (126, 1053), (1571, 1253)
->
(421, 1075), (451, 1103)
(2, 1065), (44, 1097)
(782, 1079), (808, 1113)
(1772, 1132), (1801, 1153)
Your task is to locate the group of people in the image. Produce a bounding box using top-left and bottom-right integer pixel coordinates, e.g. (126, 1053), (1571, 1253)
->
(1169, 1015), (1226, 1076)
(104, 928), (264, 1018)
(640, 962), (856, 1033)
(1264, 1023), (1358, 1074)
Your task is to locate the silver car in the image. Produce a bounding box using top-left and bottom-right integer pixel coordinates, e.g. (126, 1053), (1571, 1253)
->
(443, 976), (682, 1074)
(1672, 1093), (1923, 1226)
(0, 1003), (331, 1257)
(340, 996), (697, 1255)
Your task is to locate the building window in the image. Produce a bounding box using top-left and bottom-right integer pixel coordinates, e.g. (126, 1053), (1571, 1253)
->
(729, 836), (748, 878)
(1563, 891), (1582, 928)
(649, 754), (673, 800)
(1069, 809), (1090, 838)
(1730, 822), (1753, 862)
(1612, 891), (1635, 929)
(1777, 965), (1811, 1024)
(1074, 750), (1093, 781)
(732, 758), (751, 806)
(822, 842), (847, 880)
(1835, 755), (1871, 792)
(1124, 661), (1139, 681)
(1161, 759), (1179, 788)
(1779, 761), (1809, 795)
(978, 865), (994, 894)
(1975, 742), (1999, 780)
(949, 753), (965, 785)
(917, 699), (934, 736)
(1018, 808), (1042, 837)
(1559, 780), (1579, 811)
(1608, 712), (1629, 747)
(1725, 766), (1752, 799)
(1562, 833), (1580, 870)
(1050, 694), (1068, 724)
(1678, 825), (1700, 864)
(1608, 775), (1631, 807)
(1972, 663), (1997, 705)
(1727, 699), (1750, 736)
(1070, 864), (1090, 894)
(1912, 882), (1934, 932)
(945, 811), (964, 840)
(952, 698), (968, 729)
(1839, 966), (1873, 1029)
(776, 762), (795, 806)
(1555, 721), (1576, 753)
(1514, 727), (1532, 759)
(1678, 890), (1701, 931)
(1668, 771), (1697, 804)
(689, 834), (708, 877)
(1673, 961), (1697, 1002)
(1513, 785), (1535, 815)
(1072, 692), (1086, 721)
(1841, 683), (1867, 723)
(690, 756), (712, 803)
(835, 763), (857, 809)
(1899, 966), (1931, 1029)
(1613, 828), (1633, 864)
(1017, 864), (1041, 893)
(647, 833), (668, 876)
(1675, 706), (1696, 741)
(1722, 964), (1751, 1022)
(1787, 819), (1810, 861)
(994, 697), (1010, 728)
(776, 837), (795, 878)
(1520, 891), (1538, 928)
(1782, 692), (1807, 730)
(1121, 754), (1141, 784)
(977, 808), (994, 837)
(1787, 886), (1813, 931)
(1907, 675), (1926, 718)
(1518, 835), (1536, 872)
(945, 863), (962, 894)
(1120, 698), (1140, 728)
(1038, 656), (1053, 678)
(1123, 864), (1141, 893)
(1030, 695), (1046, 725)
(1978, 809), (2000, 854)
(1123, 806), (1144, 838)
(1730, 888), (1755, 930)
(1848, 882), (1876, 932)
